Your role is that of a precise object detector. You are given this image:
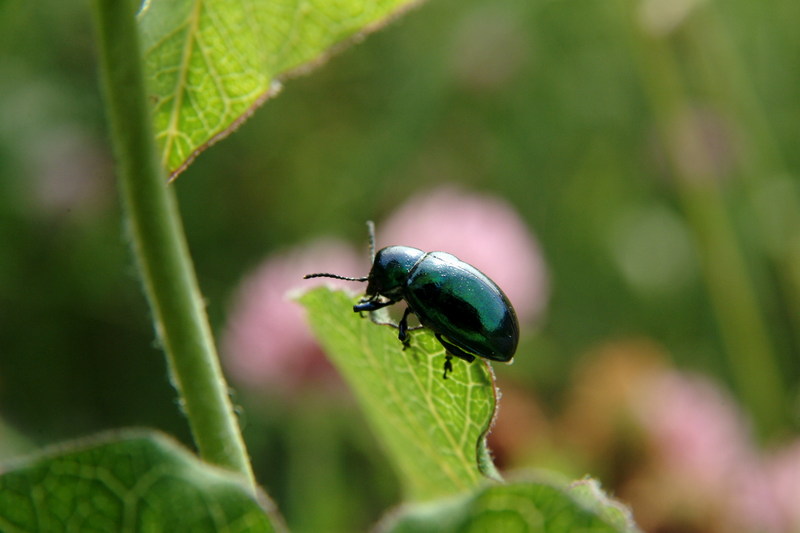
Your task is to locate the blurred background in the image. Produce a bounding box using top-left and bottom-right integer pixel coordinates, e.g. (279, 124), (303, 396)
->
(1, 0), (799, 531)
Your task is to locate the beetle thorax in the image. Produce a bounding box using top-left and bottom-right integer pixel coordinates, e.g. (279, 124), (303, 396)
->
(365, 246), (425, 298)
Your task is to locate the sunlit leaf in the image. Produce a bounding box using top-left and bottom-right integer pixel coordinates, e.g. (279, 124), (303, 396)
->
(138, 0), (421, 177)
(299, 287), (499, 502)
(379, 477), (641, 533)
(0, 430), (281, 532)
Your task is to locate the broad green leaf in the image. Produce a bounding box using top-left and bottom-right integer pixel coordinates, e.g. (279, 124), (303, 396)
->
(138, 0), (420, 178)
(379, 478), (641, 533)
(0, 430), (281, 533)
(567, 478), (641, 532)
(299, 287), (499, 502)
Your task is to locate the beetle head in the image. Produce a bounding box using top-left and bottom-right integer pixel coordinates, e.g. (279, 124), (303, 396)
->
(365, 246), (424, 299)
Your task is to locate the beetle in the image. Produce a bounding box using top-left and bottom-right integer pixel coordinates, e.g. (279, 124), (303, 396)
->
(304, 222), (519, 379)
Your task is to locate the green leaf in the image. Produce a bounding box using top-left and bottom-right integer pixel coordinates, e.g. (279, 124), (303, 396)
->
(138, 0), (421, 177)
(567, 478), (641, 532)
(379, 478), (641, 533)
(0, 430), (282, 532)
(299, 287), (500, 502)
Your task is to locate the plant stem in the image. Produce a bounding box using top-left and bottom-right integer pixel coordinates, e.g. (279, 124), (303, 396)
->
(622, 3), (786, 437)
(684, 6), (800, 355)
(92, 0), (255, 487)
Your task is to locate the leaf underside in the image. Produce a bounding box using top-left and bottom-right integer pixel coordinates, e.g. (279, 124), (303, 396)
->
(0, 430), (279, 533)
(138, 0), (420, 178)
(380, 477), (641, 533)
(299, 287), (499, 502)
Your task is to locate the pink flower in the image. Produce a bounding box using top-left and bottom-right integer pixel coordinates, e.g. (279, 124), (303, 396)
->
(733, 457), (786, 533)
(768, 442), (800, 529)
(633, 372), (752, 493)
(220, 240), (364, 392)
(740, 441), (800, 532)
(632, 370), (800, 532)
(379, 186), (548, 324)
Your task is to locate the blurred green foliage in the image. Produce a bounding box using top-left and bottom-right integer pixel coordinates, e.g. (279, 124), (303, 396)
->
(1, 0), (799, 531)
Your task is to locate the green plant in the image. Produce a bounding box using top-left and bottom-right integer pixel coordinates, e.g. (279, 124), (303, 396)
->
(0, 1), (639, 531)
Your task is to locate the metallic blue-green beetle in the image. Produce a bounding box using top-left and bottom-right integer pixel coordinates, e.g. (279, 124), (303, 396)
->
(305, 222), (519, 378)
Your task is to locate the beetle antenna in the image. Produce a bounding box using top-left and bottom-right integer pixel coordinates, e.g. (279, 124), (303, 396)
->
(304, 273), (368, 282)
(366, 220), (376, 262)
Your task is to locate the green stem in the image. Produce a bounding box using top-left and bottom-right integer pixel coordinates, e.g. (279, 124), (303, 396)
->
(92, 0), (254, 486)
(683, 7), (800, 352)
(622, 5), (786, 437)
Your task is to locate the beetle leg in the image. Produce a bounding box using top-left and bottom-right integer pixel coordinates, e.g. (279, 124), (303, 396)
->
(434, 333), (479, 379)
(353, 297), (392, 313)
(354, 297), (397, 327)
(443, 355), (453, 379)
(434, 334), (477, 363)
(398, 307), (413, 350)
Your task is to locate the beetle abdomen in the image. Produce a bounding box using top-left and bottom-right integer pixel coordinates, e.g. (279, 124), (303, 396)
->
(405, 252), (519, 362)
